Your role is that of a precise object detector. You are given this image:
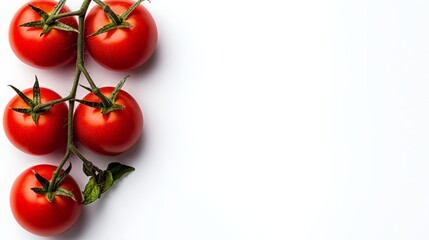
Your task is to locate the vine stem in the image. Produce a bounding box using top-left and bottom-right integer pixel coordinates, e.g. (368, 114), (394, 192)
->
(47, 0), (93, 193)
(70, 145), (102, 173)
(79, 64), (112, 107)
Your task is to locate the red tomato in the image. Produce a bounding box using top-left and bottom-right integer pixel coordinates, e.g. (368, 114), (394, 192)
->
(3, 87), (68, 155)
(85, 0), (158, 71)
(74, 87), (143, 156)
(10, 164), (82, 236)
(9, 0), (78, 68)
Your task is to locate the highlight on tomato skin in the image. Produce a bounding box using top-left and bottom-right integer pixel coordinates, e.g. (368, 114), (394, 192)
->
(9, 0), (78, 69)
(10, 164), (83, 237)
(84, 0), (158, 71)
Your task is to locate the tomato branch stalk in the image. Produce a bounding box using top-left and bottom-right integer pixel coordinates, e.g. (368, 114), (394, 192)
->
(30, 0), (135, 204)
(45, 0), (92, 200)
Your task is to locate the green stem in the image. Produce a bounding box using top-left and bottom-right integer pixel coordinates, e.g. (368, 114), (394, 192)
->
(47, 0), (92, 192)
(47, 150), (71, 192)
(45, 0), (67, 24)
(46, 0), (92, 23)
(48, 9), (85, 22)
(32, 95), (72, 112)
(78, 64), (112, 108)
(70, 145), (102, 173)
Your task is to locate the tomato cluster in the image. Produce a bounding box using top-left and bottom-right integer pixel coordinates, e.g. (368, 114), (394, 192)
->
(5, 0), (157, 236)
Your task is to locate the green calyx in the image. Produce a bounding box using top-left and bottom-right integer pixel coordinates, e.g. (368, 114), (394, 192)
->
(9, 76), (53, 125)
(89, 0), (145, 37)
(76, 76), (129, 114)
(20, 2), (78, 36)
(31, 163), (76, 202)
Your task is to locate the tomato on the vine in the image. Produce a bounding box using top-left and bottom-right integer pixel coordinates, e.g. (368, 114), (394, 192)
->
(9, 0), (78, 68)
(10, 164), (82, 236)
(74, 86), (143, 156)
(85, 0), (158, 71)
(3, 85), (68, 155)
(6, 0), (148, 235)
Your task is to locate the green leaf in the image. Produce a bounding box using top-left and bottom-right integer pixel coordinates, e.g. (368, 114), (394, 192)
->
(121, 0), (145, 20)
(9, 85), (34, 108)
(38, 21), (78, 37)
(107, 162), (135, 182)
(75, 99), (105, 109)
(79, 84), (93, 92)
(51, 21), (79, 33)
(88, 22), (133, 37)
(81, 163), (135, 204)
(30, 163), (76, 202)
(109, 76), (128, 102)
(11, 108), (32, 114)
(101, 103), (125, 114)
(8, 77), (54, 125)
(55, 187), (77, 201)
(50, 0), (67, 16)
(101, 170), (114, 193)
(19, 20), (45, 28)
(83, 177), (101, 205)
(31, 113), (41, 125)
(89, 22), (116, 37)
(21, 3), (78, 36)
(31, 187), (46, 195)
(93, 0), (124, 25)
(27, 4), (49, 20)
(32, 76), (41, 105)
(40, 25), (51, 36)
(38, 105), (53, 113)
(104, 9), (121, 24)
(76, 86), (124, 114)
(33, 170), (50, 190)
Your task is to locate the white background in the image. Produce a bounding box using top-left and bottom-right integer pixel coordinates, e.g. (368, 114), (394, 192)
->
(1, 0), (429, 239)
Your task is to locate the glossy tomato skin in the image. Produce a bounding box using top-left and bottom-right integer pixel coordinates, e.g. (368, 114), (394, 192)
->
(85, 0), (158, 71)
(10, 164), (82, 236)
(74, 87), (143, 156)
(3, 88), (68, 155)
(9, 0), (78, 68)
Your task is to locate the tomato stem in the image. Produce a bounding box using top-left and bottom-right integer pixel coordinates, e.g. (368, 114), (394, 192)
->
(47, 150), (71, 193)
(44, 0), (67, 24)
(70, 146), (102, 173)
(47, 0), (92, 193)
(31, 95), (72, 112)
(46, 0), (117, 195)
(78, 64), (112, 108)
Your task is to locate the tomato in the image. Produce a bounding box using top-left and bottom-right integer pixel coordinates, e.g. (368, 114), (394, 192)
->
(74, 87), (143, 156)
(10, 164), (82, 236)
(3, 87), (68, 155)
(85, 0), (158, 71)
(9, 0), (78, 68)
